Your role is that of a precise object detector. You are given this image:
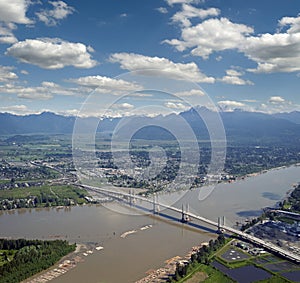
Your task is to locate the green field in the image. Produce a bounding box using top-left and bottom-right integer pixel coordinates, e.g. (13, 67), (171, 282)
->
(0, 185), (89, 207)
(177, 263), (233, 283)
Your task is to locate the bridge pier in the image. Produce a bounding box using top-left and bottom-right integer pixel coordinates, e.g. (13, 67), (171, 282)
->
(128, 189), (136, 206)
(181, 204), (190, 223)
(217, 216), (225, 233)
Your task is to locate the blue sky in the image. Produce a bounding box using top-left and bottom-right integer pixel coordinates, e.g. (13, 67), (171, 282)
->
(0, 0), (299, 117)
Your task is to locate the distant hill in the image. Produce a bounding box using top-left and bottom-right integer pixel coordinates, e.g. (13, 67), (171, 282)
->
(0, 112), (75, 135)
(272, 111), (300, 124)
(180, 107), (300, 144)
(220, 110), (300, 144)
(1, 109), (300, 145)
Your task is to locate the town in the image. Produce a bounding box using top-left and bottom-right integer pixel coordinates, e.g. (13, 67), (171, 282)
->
(1, 133), (300, 283)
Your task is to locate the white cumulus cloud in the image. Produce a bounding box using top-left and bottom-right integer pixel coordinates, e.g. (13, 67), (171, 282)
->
(218, 100), (246, 108)
(68, 75), (143, 94)
(165, 11), (300, 74)
(268, 96), (285, 104)
(112, 103), (134, 110)
(218, 69), (253, 85)
(6, 38), (97, 69)
(156, 7), (168, 14)
(164, 17), (253, 59)
(244, 30), (300, 73)
(278, 15), (300, 34)
(0, 65), (18, 82)
(0, 0), (33, 44)
(166, 0), (203, 6)
(175, 89), (205, 96)
(36, 1), (75, 26)
(0, 23), (18, 44)
(0, 104), (29, 114)
(172, 5), (220, 27)
(218, 76), (253, 85)
(0, 80), (83, 100)
(0, 0), (32, 24)
(0, 84), (53, 100)
(225, 69), (242, 77)
(20, 69), (29, 75)
(165, 101), (188, 110)
(109, 53), (215, 83)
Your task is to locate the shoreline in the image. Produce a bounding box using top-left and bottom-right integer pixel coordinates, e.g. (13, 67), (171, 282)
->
(21, 243), (105, 283)
(0, 163), (299, 215)
(21, 244), (84, 283)
(1, 163), (299, 282)
(220, 162), (300, 184)
(135, 242), (209, 283)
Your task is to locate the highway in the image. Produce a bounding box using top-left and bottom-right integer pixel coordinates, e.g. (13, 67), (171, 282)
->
(79, 184), (300, 263)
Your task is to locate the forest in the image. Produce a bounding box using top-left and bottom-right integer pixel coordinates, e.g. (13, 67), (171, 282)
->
(0, 238), (75, 283)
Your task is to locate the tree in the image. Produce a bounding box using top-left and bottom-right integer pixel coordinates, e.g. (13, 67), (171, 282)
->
(217, 234), (225, 245)
(191, 253), (197, 263)
(3, 251), (8, 262)
(214, 238), (220, 249)
(209, 239), (214, 249)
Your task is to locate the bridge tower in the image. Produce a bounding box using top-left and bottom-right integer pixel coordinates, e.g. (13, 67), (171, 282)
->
(129, 189), (133, 206)
(153, 193), (159, 214)
(128, 189), (137, 206)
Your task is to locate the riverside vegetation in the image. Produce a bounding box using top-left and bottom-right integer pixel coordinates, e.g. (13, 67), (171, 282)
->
(0, 133), (300, 282)
(0, 238), (75, 283)
(168, 234), (227, 282)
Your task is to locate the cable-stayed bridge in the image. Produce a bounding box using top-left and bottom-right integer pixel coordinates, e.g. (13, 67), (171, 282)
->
(78, 184), (300, 264)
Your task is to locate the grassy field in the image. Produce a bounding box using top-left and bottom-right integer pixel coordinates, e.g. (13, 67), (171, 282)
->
(184, 271), (207, 283)
(183, 264), (233, 283)
(201, 264), (233, 283)
(0, 185), (88, 205)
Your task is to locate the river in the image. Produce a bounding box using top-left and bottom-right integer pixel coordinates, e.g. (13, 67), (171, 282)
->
(0, 165), (299, 282)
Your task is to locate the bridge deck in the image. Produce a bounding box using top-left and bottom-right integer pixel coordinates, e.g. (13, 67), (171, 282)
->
(79, 184), (300, 263)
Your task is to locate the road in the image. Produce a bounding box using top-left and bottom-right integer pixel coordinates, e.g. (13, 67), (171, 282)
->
(79, 184), (300, 264)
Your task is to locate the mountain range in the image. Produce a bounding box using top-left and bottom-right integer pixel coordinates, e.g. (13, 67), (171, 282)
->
(1, 108), (300, 145)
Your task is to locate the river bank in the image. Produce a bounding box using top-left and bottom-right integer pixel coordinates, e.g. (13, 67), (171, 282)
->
(1, 164), (299, 282)
(135, 243), (208, 283)
(21, 243), (105, 283)
(1, 163), (299, 215)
